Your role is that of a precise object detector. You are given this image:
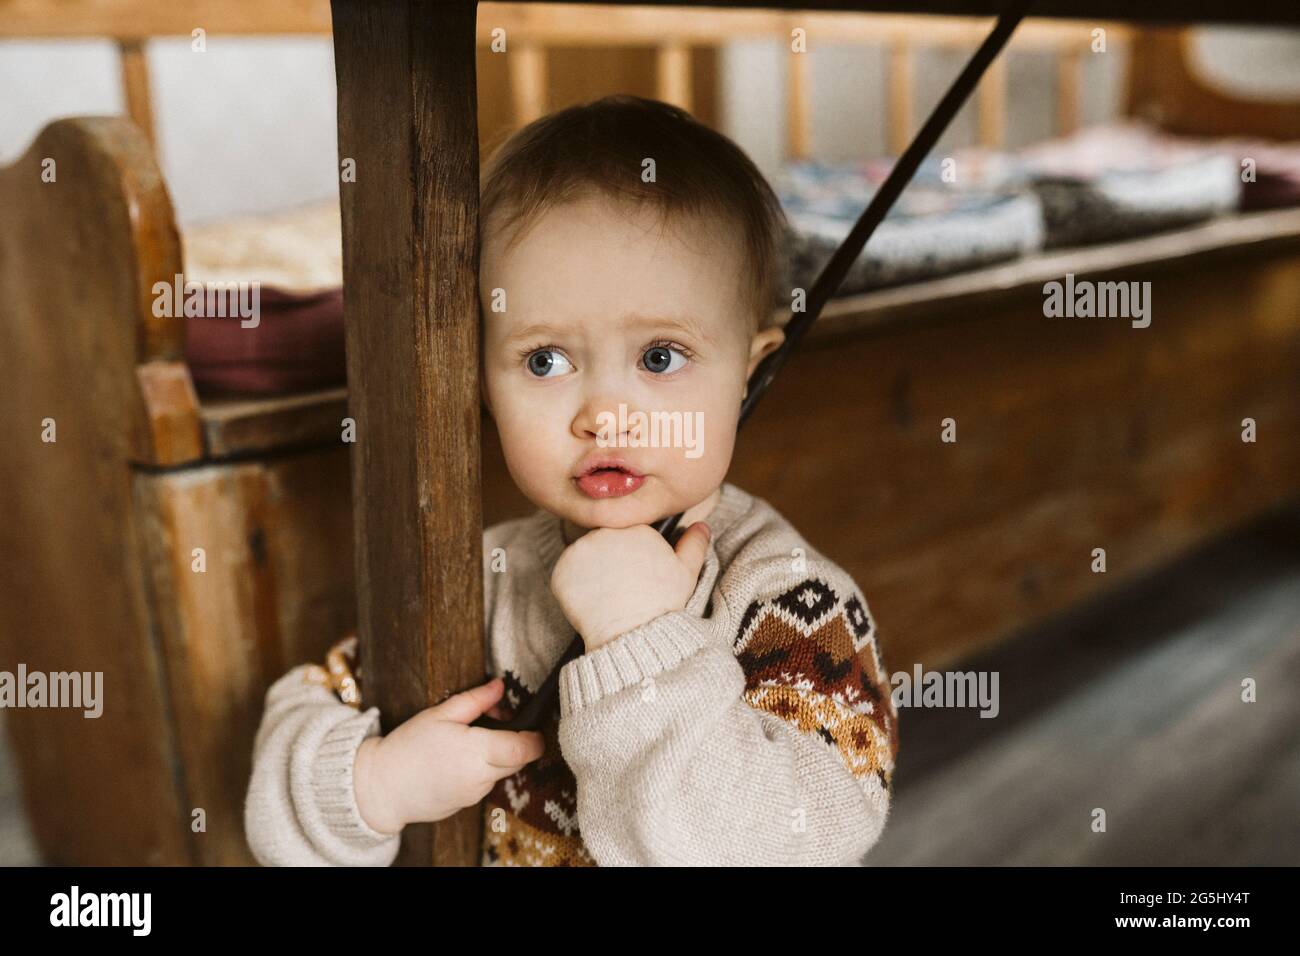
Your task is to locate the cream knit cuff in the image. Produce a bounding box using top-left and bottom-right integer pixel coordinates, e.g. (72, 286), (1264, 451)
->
(558, 609), (717, 713)
(311, 707), (401, 851)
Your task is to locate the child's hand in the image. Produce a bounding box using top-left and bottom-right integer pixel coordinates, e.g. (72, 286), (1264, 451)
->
(550, 521), (712, 652)
(353, 677), (544, 835)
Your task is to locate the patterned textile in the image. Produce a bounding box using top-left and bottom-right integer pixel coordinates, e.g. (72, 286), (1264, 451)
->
(480, 566), (898, 866)
(1012, 122), (1242, 247)
(775, 154), (1045, 299)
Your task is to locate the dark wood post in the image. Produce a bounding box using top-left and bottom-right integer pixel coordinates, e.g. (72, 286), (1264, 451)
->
(331, 0), (484, 866)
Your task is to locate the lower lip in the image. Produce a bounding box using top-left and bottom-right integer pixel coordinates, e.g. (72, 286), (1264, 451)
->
(574, 469), (646, 498)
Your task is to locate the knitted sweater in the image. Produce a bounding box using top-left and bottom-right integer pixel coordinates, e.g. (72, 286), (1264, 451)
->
(243, 481), (899, 866)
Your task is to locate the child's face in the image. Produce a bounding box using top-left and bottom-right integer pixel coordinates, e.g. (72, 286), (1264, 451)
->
(481, 193), (783, 532)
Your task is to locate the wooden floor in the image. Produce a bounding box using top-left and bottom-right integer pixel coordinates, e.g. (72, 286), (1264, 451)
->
(1, 506), (1297, 867)
(866, 502), (1300, 866)
(0, 708), (36, 866)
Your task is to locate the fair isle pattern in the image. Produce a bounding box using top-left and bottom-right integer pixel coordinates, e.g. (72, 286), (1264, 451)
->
(733, 576), (899, 794)
(480, 678), (597, 867)
(308, 577), (895, 865)
(310, 637), (597, 865)
(302, 633), (364, 708)
(482, 802), (596, 866)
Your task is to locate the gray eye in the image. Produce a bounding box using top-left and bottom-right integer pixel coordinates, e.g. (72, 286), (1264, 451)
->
(526, 349), (572, 378)
(643, 345), (687, 374)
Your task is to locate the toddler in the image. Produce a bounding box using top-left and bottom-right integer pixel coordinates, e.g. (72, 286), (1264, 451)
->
(244, 94), (898, 866)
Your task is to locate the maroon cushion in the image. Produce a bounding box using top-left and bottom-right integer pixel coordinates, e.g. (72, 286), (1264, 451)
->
(184, 286), (345, 396)
(1241, 167), (1300, 211)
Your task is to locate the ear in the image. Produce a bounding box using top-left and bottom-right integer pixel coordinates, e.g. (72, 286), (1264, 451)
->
(743, 325), (785, 399)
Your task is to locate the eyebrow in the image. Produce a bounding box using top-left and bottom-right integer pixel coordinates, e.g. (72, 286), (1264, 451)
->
(500, 322), (568, 350)
(501, 312), (716, 348)
(627, 312), (716, 345)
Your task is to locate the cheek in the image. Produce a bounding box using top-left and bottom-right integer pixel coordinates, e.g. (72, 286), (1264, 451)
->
(495, 421), (561, 505)
(693, 428), (736, 483)
(669, 393), (738, 483)
(486, 366), (536, 425)
(488, 386), (566, 477)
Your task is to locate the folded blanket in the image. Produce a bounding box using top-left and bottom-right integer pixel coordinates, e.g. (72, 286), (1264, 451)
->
(775, 155), (1045, 299)
(1009, 122), (1242, 247)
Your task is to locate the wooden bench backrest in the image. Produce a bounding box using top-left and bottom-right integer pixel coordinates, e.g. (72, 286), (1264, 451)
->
(3, 1), (1132, 154)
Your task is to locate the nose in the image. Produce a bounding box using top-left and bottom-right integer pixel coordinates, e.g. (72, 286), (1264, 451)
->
(572, 392), (626, 443)
(571, 366), (636, 443)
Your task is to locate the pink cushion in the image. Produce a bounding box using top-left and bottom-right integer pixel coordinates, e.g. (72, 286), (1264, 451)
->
(184, 286), (345, 397)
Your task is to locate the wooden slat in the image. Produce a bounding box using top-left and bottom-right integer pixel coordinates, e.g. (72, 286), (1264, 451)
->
(887, 37), (913, 155)
(331, 0), (485, 867)
(655, 41), (693, 111)
(786, 18), (811, 161)
(508, 42), (548, 125)
(977, 48), (1006, 148)
(1055, 45), (1081, 135)
(199, 387), (349, 457)
(117, 39), (157, 147)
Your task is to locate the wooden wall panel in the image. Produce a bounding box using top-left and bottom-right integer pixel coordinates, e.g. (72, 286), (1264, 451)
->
(727, 258), (1300, 671)
(133, 447), (355, 866)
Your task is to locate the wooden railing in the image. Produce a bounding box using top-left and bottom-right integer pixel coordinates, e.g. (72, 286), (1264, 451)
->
(2, 1), (1129, 155)
(476, 9), (1130, 153)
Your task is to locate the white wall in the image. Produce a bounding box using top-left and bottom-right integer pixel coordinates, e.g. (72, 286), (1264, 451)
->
(0, 36), (339, 226)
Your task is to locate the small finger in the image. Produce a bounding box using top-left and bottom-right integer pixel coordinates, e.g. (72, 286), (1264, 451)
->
(430, 677), (505, 724)
(475, 728), (546, 768)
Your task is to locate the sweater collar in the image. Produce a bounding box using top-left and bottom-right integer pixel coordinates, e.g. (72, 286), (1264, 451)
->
(530, 481), (753, 575)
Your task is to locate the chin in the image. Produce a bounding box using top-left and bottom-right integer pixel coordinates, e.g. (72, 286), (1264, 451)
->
(569, 495), (658, 527)
(559, 480), (673, 529)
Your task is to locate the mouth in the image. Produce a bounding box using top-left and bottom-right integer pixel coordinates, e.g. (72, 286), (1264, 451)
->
(572, 459), (647, 499)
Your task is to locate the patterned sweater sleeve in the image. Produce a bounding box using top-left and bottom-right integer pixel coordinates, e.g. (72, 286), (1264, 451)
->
(243, 636), (401, 866)
(556, 553), (899, 866)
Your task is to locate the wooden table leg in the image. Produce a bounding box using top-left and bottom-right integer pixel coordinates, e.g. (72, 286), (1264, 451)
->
(331, 0), (484, 867)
